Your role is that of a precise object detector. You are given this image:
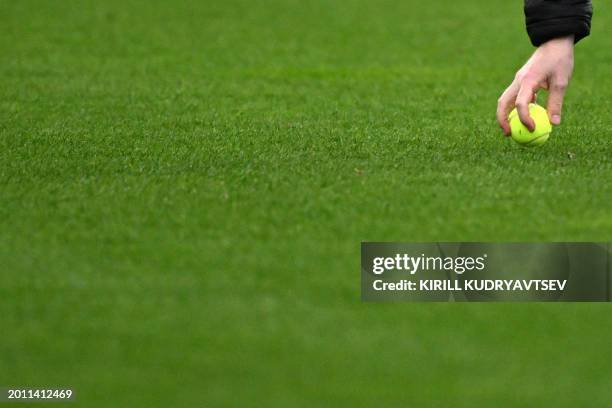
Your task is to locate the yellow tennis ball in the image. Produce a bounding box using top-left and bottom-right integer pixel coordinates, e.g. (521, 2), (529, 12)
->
(509, 103), (552, 147)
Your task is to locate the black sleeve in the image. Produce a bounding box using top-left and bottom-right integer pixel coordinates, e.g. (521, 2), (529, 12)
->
(524, 0), (593, 46)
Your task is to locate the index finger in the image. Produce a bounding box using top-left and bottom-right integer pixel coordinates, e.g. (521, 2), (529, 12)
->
(516, 80), (539, 131)
(496, 82), (519, 136)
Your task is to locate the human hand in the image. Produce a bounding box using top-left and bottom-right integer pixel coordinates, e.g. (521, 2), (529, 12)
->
(497, 35), (575, 135)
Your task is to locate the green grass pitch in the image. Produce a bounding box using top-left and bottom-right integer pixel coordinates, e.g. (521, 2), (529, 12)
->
(1, 0), (611, 406)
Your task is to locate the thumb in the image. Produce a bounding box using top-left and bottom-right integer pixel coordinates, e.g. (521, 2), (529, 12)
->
(547, 80), (568, 125)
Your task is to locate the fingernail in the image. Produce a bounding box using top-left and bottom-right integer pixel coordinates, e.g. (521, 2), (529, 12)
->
(551, 115), (561, 125)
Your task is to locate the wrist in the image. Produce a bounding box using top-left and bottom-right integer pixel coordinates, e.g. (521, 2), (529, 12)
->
(541, 35), (575, 48)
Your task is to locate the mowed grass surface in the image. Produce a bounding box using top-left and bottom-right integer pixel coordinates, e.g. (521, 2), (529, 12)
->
(1, 0), (611, 406)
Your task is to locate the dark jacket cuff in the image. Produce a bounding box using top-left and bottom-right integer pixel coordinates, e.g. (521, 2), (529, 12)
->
(525, 1), (593, 46)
